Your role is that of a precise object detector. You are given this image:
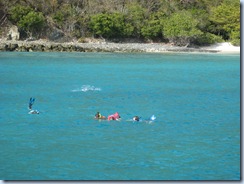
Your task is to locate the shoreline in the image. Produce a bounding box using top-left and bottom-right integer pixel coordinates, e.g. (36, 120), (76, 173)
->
(0, 39), (240, 54)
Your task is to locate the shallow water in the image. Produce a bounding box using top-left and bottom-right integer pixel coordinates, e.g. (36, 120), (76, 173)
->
(0, 52), (240, 180)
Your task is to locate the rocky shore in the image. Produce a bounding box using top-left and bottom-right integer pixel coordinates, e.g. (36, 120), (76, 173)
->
(0, 39), (240, 53)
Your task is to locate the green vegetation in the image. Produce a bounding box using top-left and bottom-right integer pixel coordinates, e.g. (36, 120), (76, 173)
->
(163, 10), (203, 46)
(0, 0), (240, 45)
(9, 5), (45, 38)
(209, 0), (240, 45)
(90, 13), (133, 38)
(141, 12), (163, 40)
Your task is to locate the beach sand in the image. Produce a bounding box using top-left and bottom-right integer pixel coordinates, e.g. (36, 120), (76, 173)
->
(201, 42), (240, 53)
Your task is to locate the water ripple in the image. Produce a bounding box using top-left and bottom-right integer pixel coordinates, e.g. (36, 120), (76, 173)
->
(71, 85), (101, 92)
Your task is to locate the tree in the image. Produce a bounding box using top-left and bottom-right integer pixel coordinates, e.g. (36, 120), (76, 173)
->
(163, 10), (202, 46)
(9, 5), (45, 38)
(51, 3), (79, 37)
(141, 12), (164, 40)
(209, 0), (240, 45)
(9, 5), (32, 23)
(158, 0), (180, 16)
(18, 11), (45, 37)
(124, 2), (146, 38)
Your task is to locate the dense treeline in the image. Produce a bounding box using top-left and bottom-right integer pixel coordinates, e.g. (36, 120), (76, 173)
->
(0, 0), (240, 46)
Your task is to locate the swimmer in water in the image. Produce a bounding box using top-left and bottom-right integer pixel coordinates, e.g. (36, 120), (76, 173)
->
(28, 97), (39, 114)
(28, 97), (35, 110)
(29, 109), (39, 114)
(94, 112), (106, 119)
(132, 116), (140, 122)
(107, 112), (121, 121)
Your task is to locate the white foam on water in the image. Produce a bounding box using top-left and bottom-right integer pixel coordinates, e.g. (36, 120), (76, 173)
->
(71, 85), (101, 92)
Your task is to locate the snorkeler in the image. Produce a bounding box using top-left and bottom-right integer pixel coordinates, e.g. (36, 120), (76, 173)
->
(28, 97), (39, 114)
(132, 116), (140, 122)
(28, 97), (35, 110)
(95, 112), (106, 119)
(107, 112), (121, 121)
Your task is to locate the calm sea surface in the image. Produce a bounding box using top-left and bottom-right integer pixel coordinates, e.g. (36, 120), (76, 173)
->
(0, 52), (240, 180)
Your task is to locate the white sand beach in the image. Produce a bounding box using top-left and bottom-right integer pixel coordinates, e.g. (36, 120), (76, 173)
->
(202, 42), (240, 53)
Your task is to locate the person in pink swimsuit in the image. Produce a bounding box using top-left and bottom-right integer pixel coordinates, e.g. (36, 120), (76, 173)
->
(107, 112), (121, 121)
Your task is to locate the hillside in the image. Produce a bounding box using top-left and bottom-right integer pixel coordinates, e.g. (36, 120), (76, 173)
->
(0, 0), (240, 46)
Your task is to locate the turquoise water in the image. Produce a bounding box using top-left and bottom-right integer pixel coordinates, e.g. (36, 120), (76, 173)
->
(0, 52), (240, 180)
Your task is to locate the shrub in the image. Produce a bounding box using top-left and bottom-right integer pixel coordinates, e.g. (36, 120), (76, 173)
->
(52, 11), (65, 28)
(90, 13), (133, 38)
(194, 33), (224, 45)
